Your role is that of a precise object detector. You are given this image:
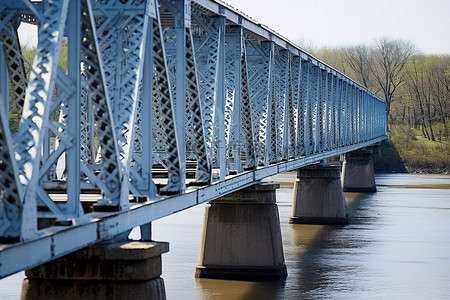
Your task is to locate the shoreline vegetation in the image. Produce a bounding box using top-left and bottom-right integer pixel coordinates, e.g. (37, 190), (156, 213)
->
(374, 125), (449, 174)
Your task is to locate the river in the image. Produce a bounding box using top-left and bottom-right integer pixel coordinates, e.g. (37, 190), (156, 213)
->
(1, 173), (449, 299)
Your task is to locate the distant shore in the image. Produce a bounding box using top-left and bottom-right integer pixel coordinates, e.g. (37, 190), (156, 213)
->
(373, 126), (449, 175)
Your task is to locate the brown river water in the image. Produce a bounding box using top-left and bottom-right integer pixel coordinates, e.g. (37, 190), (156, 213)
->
(1, 173), (449, 299)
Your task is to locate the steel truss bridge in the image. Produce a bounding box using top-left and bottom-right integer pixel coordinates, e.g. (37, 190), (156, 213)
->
(0, 0), (386, 278)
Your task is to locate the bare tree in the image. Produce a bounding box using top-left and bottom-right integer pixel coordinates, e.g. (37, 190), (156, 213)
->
(406, 57), (430, 139)
(369, 38), (416, 131)
(429, 56), (450, 140)
(343, 44), (374, 90)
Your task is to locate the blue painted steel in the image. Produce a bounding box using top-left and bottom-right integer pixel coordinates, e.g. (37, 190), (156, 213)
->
(0, 0), (386, 278)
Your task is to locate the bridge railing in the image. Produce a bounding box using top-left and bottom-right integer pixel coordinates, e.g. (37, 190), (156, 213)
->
(0, 0), (385, 268)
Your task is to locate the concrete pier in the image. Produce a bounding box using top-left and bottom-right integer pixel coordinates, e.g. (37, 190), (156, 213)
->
(21, 241), (169, 300)
(342, 148), (376, 192)
(290, 163), (349, 225)
(196, 182), (287, 280)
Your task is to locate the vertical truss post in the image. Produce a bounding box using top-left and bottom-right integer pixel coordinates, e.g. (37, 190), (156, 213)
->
(326, 72), (332, 150)
(140, 10), (156, 197)
(355, 87), (359, 143)
(269, 49), (288, 163)
(240, 37), (256, 169)
(174, 0), (189, 189)
(0, 81), (22, 240)
(361, 90), (364, 142)
(360, 89), (363, 140)
(358, 91), (364, 142)
(65, 0), (82, 218)
(282, 53), (290, 160)
(365, 93), (368, 141)
(348, 83), (354, 145)
(319, 69), (327, 152)
(358, 89), (362, 141)
(245, 39), (272, 166)
(346, 81), (351, 145)
(341, 80), (346, 146)
(345, 81), (350, 145)
(339, 80), (345, 147)
(372, 96), (375, 139)
(369, 96), (372, 140)
(309, 65), (319, 154)
(214, 17), (226, 179)
(285, 54), (299, 160)
(300, 59), (310, 156)
(0, 40), (7, 111)
(331, 75), (337, 149)
(278, 50), (295, 160)
(264, 42), (275, 165)
(225, 25), (243, 173)
(336, 78), (342, 147)
(130, 0), (157, 198)
(290, 55), (300, 159)
(351, 86), (356, 144)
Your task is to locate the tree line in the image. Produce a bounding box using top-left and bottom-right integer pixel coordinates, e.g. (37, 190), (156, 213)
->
(302, 38), (450, 141)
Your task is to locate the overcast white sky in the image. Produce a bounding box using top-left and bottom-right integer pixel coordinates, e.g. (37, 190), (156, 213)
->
(18, 0), (449, 54)
(223, 0), (450, 54)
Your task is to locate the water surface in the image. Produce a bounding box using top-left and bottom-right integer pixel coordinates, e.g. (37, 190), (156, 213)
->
(1, 173), (449, 299)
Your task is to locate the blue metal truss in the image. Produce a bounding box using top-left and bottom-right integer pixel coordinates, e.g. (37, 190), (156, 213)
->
(0, 0), (386, 278)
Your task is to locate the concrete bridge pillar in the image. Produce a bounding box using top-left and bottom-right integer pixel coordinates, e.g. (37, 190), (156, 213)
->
(290, 163), (349, 225)
(196, 182), (287, 280)
(21, 241), (169, 300)
(341, 148), (376, 192)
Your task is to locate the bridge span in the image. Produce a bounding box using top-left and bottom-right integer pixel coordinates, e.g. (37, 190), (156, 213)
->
(1, 0), (386, 295)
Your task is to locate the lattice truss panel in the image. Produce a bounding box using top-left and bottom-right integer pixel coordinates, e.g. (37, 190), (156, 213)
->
(309, 65), (319, 154)
(224, 27), (239, 172)
(0, 20), (27, 117)
(239, 37), (257, 169)
(326, 73), (334, 151)
(150, 12), (183, 192)
(191, 12), (222, 167)
(245, 37), (271, 165)
(269, 48), (288, 163)
(160, 0), (211, 183)
(89, 0), (149, 202)
(318, 69), (326, 152)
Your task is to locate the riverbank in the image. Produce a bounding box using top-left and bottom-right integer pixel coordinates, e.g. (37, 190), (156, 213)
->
(374, 125), (449, 174)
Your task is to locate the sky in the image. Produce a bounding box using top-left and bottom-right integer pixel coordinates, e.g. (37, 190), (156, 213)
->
(223, 0), (450, 54)
(17, 0), (449, 55)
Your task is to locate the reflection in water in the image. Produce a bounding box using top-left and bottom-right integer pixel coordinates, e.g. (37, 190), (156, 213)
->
(196, 279), (284, 300)
(0, 174), (449, 299)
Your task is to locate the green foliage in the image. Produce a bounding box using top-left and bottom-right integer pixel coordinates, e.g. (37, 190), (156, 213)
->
(8, 45), (68, 130)
(385, 125), (449, 173)
(9, 113), (19, 135)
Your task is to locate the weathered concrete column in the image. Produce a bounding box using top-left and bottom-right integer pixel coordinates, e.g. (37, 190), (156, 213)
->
(341, 148), (376, 192)
(196, 182), (287, 280)
(290, 163), (349, 225)
(21, 241), (169, 300)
